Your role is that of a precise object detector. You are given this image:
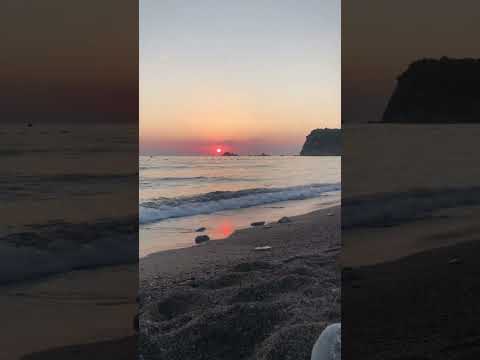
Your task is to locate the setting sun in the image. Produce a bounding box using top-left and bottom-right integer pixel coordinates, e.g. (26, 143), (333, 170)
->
(216, 148), (222, 154)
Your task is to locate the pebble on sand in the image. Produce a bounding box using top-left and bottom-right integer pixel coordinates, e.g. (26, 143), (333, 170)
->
(195, 235), (210, 244)
(251, 221), (266, 227)
(195, 227), (206, 232)
(254, 246), (272, 251)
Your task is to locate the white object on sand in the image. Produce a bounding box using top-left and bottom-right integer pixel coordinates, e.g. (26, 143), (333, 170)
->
(311, 323), (341, 360)
(254, 246), (272, 251)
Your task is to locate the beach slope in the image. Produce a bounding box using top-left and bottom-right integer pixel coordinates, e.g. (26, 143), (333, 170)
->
(140, 206), (341, 360)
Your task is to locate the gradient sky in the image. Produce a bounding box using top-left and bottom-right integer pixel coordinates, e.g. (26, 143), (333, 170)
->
(342, 0), (480, 123)
(2, 0), (138, 123)
(140, 0), (340, 155)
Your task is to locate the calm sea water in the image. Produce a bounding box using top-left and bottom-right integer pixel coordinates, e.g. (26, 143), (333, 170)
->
(140, 156), (340, 256)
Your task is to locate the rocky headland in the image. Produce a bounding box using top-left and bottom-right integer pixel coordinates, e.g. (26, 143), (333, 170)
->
(300, 128), (341, 156)
(383, 57), (480, 123)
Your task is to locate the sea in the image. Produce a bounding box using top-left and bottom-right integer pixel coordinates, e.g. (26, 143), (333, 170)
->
(140, 155), (341, 256)
(1, 123), (138, 282)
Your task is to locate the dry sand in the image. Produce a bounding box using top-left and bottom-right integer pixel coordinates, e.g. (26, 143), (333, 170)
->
(0, 264), (137, 360)
(139, 206), (341, 360)
(343, 237), (480, 360)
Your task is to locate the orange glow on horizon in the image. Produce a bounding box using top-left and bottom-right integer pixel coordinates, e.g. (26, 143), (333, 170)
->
(216, 148), (222, 154)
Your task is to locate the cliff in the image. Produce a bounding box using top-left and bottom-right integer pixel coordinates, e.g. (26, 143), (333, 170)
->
(300, 128), (341, 156)
(383, 57), (480, 123)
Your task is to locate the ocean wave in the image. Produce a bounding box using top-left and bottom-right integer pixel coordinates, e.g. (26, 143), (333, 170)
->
(139, 183), (340, 224)
(342, 186), (480, 229)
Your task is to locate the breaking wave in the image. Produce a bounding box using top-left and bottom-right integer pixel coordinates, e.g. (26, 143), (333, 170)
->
(140, 183), (340, 224)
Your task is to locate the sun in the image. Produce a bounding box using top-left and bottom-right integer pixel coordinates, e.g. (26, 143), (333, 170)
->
(216, 148), (222, 154)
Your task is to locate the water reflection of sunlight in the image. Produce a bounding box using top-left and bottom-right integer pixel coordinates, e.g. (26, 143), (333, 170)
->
(214, 219), (235, 238)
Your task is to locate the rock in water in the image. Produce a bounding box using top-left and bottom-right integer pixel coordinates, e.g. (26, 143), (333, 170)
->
(195, 227), (206, 232)
(300, 129), (341, 156)
(195, 235), (210, 244)
(251, 221), (266, 227)
(278, 216), (291, 224)
(311, 323), (341, 360)
(383, 57), (480, 123)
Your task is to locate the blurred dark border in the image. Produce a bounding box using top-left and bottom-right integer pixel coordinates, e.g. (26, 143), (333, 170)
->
(1, 1), (138, 359)
(342, 1), (480, 359)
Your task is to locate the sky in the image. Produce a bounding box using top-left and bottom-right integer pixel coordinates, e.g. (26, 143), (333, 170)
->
(1, 0), (138, 124)
(140, 0), (340, 155)
(342, 0), (480, 123)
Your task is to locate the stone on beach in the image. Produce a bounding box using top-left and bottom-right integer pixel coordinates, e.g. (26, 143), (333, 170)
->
(195, 235), (210, 244)
(254, 246), (272, 251)
(448, 258), (462, 265)
(195, 227), (206, 232)
(251, 221), (266, 227)
(278, 216), (292, 224)
(311, 323), (341, 360)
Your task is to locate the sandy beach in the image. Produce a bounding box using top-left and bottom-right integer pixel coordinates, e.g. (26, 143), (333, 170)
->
(342, 204), (480, 360)
(139, 205), (340, 360)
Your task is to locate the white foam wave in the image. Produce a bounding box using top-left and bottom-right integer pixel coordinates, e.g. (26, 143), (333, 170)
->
(139, 183), (340, 224)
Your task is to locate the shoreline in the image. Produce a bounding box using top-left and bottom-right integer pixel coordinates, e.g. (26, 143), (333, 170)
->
(342, 201), (480, 268)
(139, 205), (341, 360)
(140, 198), (340, 258)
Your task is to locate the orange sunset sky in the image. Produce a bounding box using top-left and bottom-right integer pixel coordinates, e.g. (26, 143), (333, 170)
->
(140, 0), (340, 155)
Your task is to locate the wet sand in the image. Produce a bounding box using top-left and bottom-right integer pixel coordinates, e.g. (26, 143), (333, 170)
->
(139, 206), (340, 360)
(342, 205), (480, 267)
